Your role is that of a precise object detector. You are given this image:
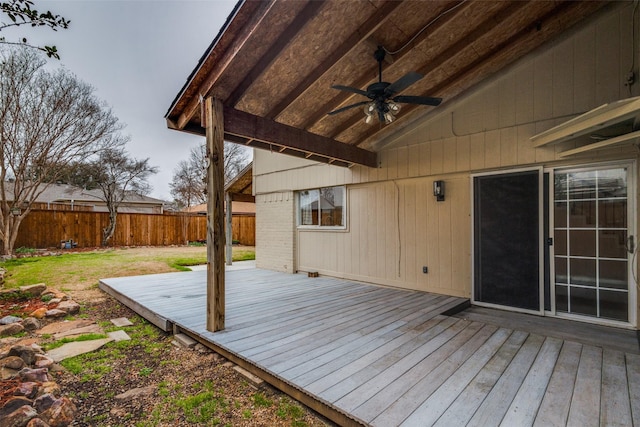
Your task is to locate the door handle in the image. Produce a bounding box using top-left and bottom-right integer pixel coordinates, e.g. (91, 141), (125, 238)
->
(628, 236), (635, 254)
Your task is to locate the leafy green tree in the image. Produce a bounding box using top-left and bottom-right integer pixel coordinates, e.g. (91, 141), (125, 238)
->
(0, 0), (69, 59)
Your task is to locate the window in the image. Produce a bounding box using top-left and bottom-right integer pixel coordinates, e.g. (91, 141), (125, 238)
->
(297, 186), (345, 228)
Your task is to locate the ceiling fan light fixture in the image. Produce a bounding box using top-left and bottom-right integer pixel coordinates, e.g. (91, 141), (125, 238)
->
(387, 101), (400, 113)
(364, 102), (376, 124)
(384, 111), (396, 124)
(365, 113), (375, 124)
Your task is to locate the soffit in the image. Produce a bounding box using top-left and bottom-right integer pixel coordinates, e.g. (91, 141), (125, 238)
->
(166, 0), (610, 167)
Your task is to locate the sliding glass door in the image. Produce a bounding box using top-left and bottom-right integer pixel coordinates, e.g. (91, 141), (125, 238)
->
(552, 165), (632, 323)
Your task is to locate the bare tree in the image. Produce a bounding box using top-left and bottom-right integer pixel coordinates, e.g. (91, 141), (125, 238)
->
(223, 142), (250, 184)
(0, 47), (124, 255)
(169, 144), (206, 209)
(72, 148), (157, 246)
(170, 142), (249, 208)
(0, 0), (69, 59)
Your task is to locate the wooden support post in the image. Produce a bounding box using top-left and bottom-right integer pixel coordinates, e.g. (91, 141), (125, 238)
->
(205, 96), (225, 332)
(225, 192), (233, 266)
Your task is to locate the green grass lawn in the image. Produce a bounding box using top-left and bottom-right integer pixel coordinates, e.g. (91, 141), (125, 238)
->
(1, 246), (255, 290)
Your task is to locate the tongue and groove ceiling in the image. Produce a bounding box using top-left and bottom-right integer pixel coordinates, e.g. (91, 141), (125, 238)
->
(166, 0), (609, 168)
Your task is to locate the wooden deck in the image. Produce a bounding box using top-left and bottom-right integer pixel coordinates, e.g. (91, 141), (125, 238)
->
(99, 269), (640, 426)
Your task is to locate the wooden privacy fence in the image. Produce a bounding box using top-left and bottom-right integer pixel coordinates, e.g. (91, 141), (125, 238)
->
(14, 210), (255, 249)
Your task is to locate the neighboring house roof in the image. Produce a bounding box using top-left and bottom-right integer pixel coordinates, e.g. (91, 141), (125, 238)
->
(225, 162), (253, 197)
(4, 182), (165, 207)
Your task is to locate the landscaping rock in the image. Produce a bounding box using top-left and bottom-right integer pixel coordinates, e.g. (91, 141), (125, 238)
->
(55, 301), (79, 315)
(8, 345), (37, 365)
(0, 396), (33, 418)
(1, 366), (19, 380)
(40, 382), (61, 398)
(29, 308), (47, 319)
(30, 344), (44, 354)
(34, 354), (54, 369)
(37, 320), (94, 336)
(47, 298), (61, 306)
(19, 284), (47, 297)
(18, 367), (49, 383)
(114, 385), (155, 400)
(0, 323), (24, 337)
(34, 394), (56, 413)
(46, 337), (113, 362)
(0, 356), (26, 370)
(53, 324), (102, 339)
(44, 310), (66, 319)
(14, 381), (39, 399)
(107, 330), (130, 342)
(26, 418), (51, 427)
(110, 317), (133, 327)
(21, 318), (41, 332)
(39, 397), (77, 427)
(0, 404), (38, 427)
(0, 316), (22, 325)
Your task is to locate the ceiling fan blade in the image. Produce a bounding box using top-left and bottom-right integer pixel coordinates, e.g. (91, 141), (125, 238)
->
(384, 71), (423, 96)
(327, 101), (370, 116)
(393, 95), (442, 106)
(331, 85), (369, 97)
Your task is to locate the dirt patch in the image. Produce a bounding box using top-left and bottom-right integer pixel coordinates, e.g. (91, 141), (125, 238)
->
(58, 299), (331, 426)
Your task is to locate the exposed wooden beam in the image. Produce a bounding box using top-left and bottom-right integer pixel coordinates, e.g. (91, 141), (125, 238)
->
(302, 0), (470, 131)
(205, 97), (226, 332)
(225, 0), (324, 108)
(175, 1), (277, 131)
(265, 0), (403, 119)
(223, 106), (377, 168)
(331, 0), (528, 141)
(358, 0), (607, 150)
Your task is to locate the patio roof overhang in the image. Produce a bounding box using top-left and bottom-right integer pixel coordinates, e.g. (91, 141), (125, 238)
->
(166, 0), (610, 168)
(165, 0), (612, 332)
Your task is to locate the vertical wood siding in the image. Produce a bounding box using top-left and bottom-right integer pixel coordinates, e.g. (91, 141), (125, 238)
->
(254, 3), (639, 302)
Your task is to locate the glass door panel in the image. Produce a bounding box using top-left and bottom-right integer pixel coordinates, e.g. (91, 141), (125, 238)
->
(553, 167), (629, 322)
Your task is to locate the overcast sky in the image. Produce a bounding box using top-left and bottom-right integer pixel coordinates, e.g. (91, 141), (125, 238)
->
(4, 0), (239, 200)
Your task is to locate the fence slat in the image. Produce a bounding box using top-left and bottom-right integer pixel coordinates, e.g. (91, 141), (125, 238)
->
(14, 209), (255, 249)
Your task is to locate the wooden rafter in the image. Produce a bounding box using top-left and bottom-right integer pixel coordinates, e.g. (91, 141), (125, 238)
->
(357, 0), (607, 149)
(223, 106), (378, 168)
(332, 1), (529, 142)
(300, 0), (472, 131)
(265, 0), (403, 120)
(167, 0), (612, 170)
(225, 0), (325, 108)
(175, 0), (278, 131)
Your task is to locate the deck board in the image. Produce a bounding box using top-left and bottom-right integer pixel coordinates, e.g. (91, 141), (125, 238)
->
(99, 268), (640, 427)
(567, 345), (602, 427)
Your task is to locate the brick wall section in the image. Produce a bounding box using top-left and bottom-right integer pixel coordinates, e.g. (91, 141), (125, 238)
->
(255, 191), (296, 273)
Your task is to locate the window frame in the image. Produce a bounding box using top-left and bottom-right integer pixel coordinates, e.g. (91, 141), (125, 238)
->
(296, 185), (347, 230)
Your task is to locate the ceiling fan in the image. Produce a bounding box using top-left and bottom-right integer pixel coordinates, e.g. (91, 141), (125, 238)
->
(328, 46), (442, 124)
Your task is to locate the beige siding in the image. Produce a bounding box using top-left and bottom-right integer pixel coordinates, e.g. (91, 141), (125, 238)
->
(255, 192), (295, 273)
(254, 3), (639, 305)
(297, 175), (470, 297)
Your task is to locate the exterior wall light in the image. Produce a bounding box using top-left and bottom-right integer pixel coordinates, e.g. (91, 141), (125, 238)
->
(433, 180), (445, 202)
